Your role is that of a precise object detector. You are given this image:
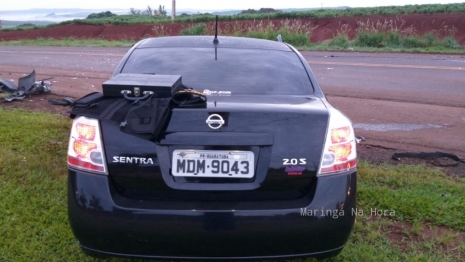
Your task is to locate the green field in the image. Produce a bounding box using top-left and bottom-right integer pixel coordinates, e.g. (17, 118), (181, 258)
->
(0, 107), (464, 261)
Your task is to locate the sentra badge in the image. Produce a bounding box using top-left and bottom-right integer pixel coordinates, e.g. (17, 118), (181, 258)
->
(113, 156), (154, 165)
(206, 114), (224, 129)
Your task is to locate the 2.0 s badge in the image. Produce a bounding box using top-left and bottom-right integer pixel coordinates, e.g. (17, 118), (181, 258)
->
(283, 158), (306, 165)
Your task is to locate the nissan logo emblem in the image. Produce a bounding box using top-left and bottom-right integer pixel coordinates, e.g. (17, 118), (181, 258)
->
(206, 114), (225, 129)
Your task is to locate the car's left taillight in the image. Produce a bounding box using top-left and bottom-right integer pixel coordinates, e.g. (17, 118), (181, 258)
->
(68, 116), (107, 175)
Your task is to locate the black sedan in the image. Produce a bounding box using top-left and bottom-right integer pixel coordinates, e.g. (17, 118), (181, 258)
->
(67, 35), (357, 260)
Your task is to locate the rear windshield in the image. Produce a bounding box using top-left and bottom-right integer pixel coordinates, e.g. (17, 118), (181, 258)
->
(121, 47), (313, 95)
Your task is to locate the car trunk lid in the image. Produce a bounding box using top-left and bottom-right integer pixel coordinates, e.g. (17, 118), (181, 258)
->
(103, 95), (328, 202)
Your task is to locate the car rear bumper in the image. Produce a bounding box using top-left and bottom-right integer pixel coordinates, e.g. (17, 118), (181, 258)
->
(68, 169), (356, 260)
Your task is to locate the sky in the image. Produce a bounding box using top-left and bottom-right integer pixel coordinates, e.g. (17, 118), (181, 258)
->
(2, 0), (465, 11)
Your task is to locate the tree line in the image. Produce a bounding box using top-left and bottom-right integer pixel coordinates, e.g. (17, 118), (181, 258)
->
(86, 5), (167, 20)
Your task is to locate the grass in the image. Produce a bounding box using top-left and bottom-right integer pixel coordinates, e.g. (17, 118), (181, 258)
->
(181, 23), (207, 35)
(0, 108), (74, 261)
(1, 107), (464, 261)
(350, 18), (461, 50)
(241, 19), (313, 46)
(3, 36), (461, 54)
(1, 20), (463, 53)
(179, 19), (314, 46)
(298, 17), (463, 53)
(357, 162), (465, 229)
(299, 44), (465, 54)
(299, 17), (464, 53)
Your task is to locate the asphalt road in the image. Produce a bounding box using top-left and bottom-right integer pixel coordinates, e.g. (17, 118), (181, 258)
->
(304, 51), (465, 107)
(1, 46), (464, 158)
(0, 46), (126, 73)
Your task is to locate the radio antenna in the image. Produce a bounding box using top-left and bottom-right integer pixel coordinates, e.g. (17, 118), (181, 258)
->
(213, 15), (219, 44)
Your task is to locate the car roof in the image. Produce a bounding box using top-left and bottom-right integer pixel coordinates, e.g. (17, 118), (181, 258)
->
(136, 36), (292, 51)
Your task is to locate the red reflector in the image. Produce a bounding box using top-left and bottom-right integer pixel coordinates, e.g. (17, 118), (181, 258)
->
(68, 156), (105, 172)
(320, 159), (357, 173)
(331, 126), (351, 143)
(329, 143), (352, 161)
(76, 123), (96, 141)
(73, 140), (97, 157)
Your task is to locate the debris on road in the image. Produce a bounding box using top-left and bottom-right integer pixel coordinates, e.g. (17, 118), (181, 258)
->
(0, 70), (52, 102)
(356, 136), (366, 143)
(392, 152), (465, 167)
(48, 97), (75, 106)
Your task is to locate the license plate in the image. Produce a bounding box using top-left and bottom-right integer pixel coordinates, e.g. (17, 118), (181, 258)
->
(172, 150), (254, 178)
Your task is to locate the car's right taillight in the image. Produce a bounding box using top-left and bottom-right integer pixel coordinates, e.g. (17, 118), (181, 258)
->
(67, 116), (107, 175)
(318, 108), (357, 176)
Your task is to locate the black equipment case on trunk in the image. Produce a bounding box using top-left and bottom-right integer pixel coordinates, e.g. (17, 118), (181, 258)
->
(102, 74), (182, 98)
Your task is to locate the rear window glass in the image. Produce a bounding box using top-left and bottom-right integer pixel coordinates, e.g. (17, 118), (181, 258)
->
(121, 48), (313, 95)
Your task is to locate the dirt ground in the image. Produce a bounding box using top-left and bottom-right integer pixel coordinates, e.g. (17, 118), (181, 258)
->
(0, 12), (464, 44)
